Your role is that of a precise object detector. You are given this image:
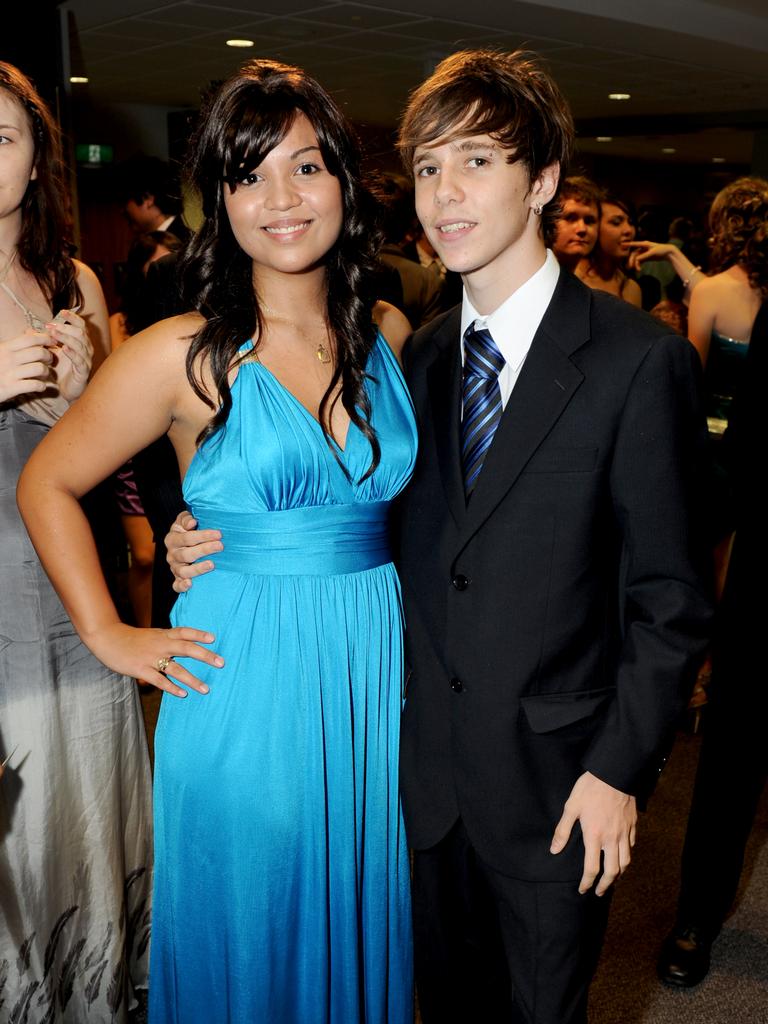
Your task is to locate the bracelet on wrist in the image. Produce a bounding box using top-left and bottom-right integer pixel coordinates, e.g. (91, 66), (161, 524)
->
(682, 266), (702, 289)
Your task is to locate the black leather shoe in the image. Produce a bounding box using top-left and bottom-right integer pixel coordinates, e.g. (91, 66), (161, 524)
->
(657, 925), (712, 988)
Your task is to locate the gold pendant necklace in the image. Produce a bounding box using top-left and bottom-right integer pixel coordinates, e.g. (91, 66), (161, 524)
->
(260, 301), (332, 365)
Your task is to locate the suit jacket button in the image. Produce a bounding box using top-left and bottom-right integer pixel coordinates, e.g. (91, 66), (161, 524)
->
(452, 574), (469, 591)
(450, 677), (464, 693)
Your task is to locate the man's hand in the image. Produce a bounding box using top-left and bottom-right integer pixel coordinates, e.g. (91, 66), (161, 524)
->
(550, 771), (637, 896)
(165, 511), (223, 593)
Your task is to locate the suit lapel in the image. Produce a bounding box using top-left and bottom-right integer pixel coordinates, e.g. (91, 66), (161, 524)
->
(425, 308), (465, 527)
(457, 272), (591, 547)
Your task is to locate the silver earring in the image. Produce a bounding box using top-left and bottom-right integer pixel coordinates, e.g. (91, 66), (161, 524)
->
(533, 202), (543, 216)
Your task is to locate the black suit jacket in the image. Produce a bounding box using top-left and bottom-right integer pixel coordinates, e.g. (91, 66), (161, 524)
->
(397, 269), (712, 881)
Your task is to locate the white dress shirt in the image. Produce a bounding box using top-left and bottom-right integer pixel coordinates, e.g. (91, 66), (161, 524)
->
(460, 249), (561, 408)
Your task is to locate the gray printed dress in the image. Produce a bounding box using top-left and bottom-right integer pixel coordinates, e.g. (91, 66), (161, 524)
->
(0, 403), (153, 1023)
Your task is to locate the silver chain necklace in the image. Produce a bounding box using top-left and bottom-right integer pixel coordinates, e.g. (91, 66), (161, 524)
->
(1, 280), (48, 331)
(0, 249), (48, 332)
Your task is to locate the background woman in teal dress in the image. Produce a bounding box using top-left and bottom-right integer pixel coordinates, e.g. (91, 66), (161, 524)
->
(19, 60), (415, 1023)
(629, 177), (768, 388)
(630, 179), (768, 530)
(630, 179), (768, 711)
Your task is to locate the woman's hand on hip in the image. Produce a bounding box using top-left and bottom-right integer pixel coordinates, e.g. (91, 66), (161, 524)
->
(85, 621), (224, 698)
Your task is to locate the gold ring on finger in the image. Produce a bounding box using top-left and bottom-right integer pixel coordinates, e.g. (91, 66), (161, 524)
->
(156, 656), (171, 673)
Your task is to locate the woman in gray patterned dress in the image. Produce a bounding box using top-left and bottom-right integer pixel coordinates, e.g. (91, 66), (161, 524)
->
(0, 62), (152, 1022)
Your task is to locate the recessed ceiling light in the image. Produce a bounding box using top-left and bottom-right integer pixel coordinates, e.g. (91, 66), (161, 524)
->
(596, 136), (613, 143)
(712, 156), (726, 163)
(226, 39), (254, 48)
(662, 147), (676, 154)
(608, 93), (631, 101)
(70, 76), (89, 84)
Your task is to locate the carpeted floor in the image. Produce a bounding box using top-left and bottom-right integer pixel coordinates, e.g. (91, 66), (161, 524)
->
(131, 697), (768, 1023)
(590, 727), (768, 1024)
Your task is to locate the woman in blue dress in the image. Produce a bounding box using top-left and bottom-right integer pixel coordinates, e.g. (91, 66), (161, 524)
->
(19, 59), (415, 1023)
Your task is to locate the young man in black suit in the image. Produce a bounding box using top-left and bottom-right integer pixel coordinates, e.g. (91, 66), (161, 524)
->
(395, 50), (711, 1022)
(164, 49), (711, 1023)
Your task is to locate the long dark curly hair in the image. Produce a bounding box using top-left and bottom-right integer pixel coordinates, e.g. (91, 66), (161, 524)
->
(0, 62), (80, 312)
(181, 59), (382, 478)
(709, 177), (768, 298)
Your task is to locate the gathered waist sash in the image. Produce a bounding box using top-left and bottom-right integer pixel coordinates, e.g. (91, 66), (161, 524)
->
(191, 501), (392, 576)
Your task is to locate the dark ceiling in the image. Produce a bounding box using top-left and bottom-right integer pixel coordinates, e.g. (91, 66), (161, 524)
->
(59, 0), (768, 166)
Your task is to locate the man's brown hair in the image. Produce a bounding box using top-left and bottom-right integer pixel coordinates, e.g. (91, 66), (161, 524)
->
(544, 175), (603, 246)
(398, 49), (574, 231)
(559, 175), (603, 211)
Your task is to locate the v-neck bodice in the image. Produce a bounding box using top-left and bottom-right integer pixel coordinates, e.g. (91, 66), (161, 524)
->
(253, 358), (352, 454)
(183, 333), (417, 516)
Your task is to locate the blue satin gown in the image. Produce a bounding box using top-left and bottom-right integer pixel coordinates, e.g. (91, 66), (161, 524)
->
(149, 334), (416, 1023)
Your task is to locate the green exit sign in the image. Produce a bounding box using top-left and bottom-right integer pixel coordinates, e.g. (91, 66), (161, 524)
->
(76, 144), (114, 165)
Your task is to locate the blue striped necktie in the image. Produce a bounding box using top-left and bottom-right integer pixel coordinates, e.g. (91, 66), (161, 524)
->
(461, 323), (505, 496)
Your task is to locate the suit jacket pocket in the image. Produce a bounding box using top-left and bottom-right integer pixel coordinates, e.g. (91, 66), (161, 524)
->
(523, 445), (599, 474)
(519, 685), (615, 733)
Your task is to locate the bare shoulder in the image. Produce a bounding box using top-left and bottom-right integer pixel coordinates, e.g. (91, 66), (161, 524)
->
(70, 258), (104, 308)
(100, 312), (204, 380)
(150, 311), (205, 349)
(696, 272), (723, 292)
(697, 270), (748, 301)
(71, 258), (105, 306)
(373, 301), (412, 361)
(73, 258), (101, 290)
(71, 259), (111, 365)
(689, 273), (724, 310)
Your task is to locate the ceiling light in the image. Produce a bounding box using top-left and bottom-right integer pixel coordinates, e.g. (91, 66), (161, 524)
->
(596, 136), (613, 143)
(712, 156), (726, 163)
(226, 39), (254, 48)
(608, 93), (631, 101)
(661, 147), (676, 154)
(70, 76), (89, 84)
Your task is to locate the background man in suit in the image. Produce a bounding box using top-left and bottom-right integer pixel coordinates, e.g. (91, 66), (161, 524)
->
(396, 49), (711, 1023)
(115, 154), (190, 243)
